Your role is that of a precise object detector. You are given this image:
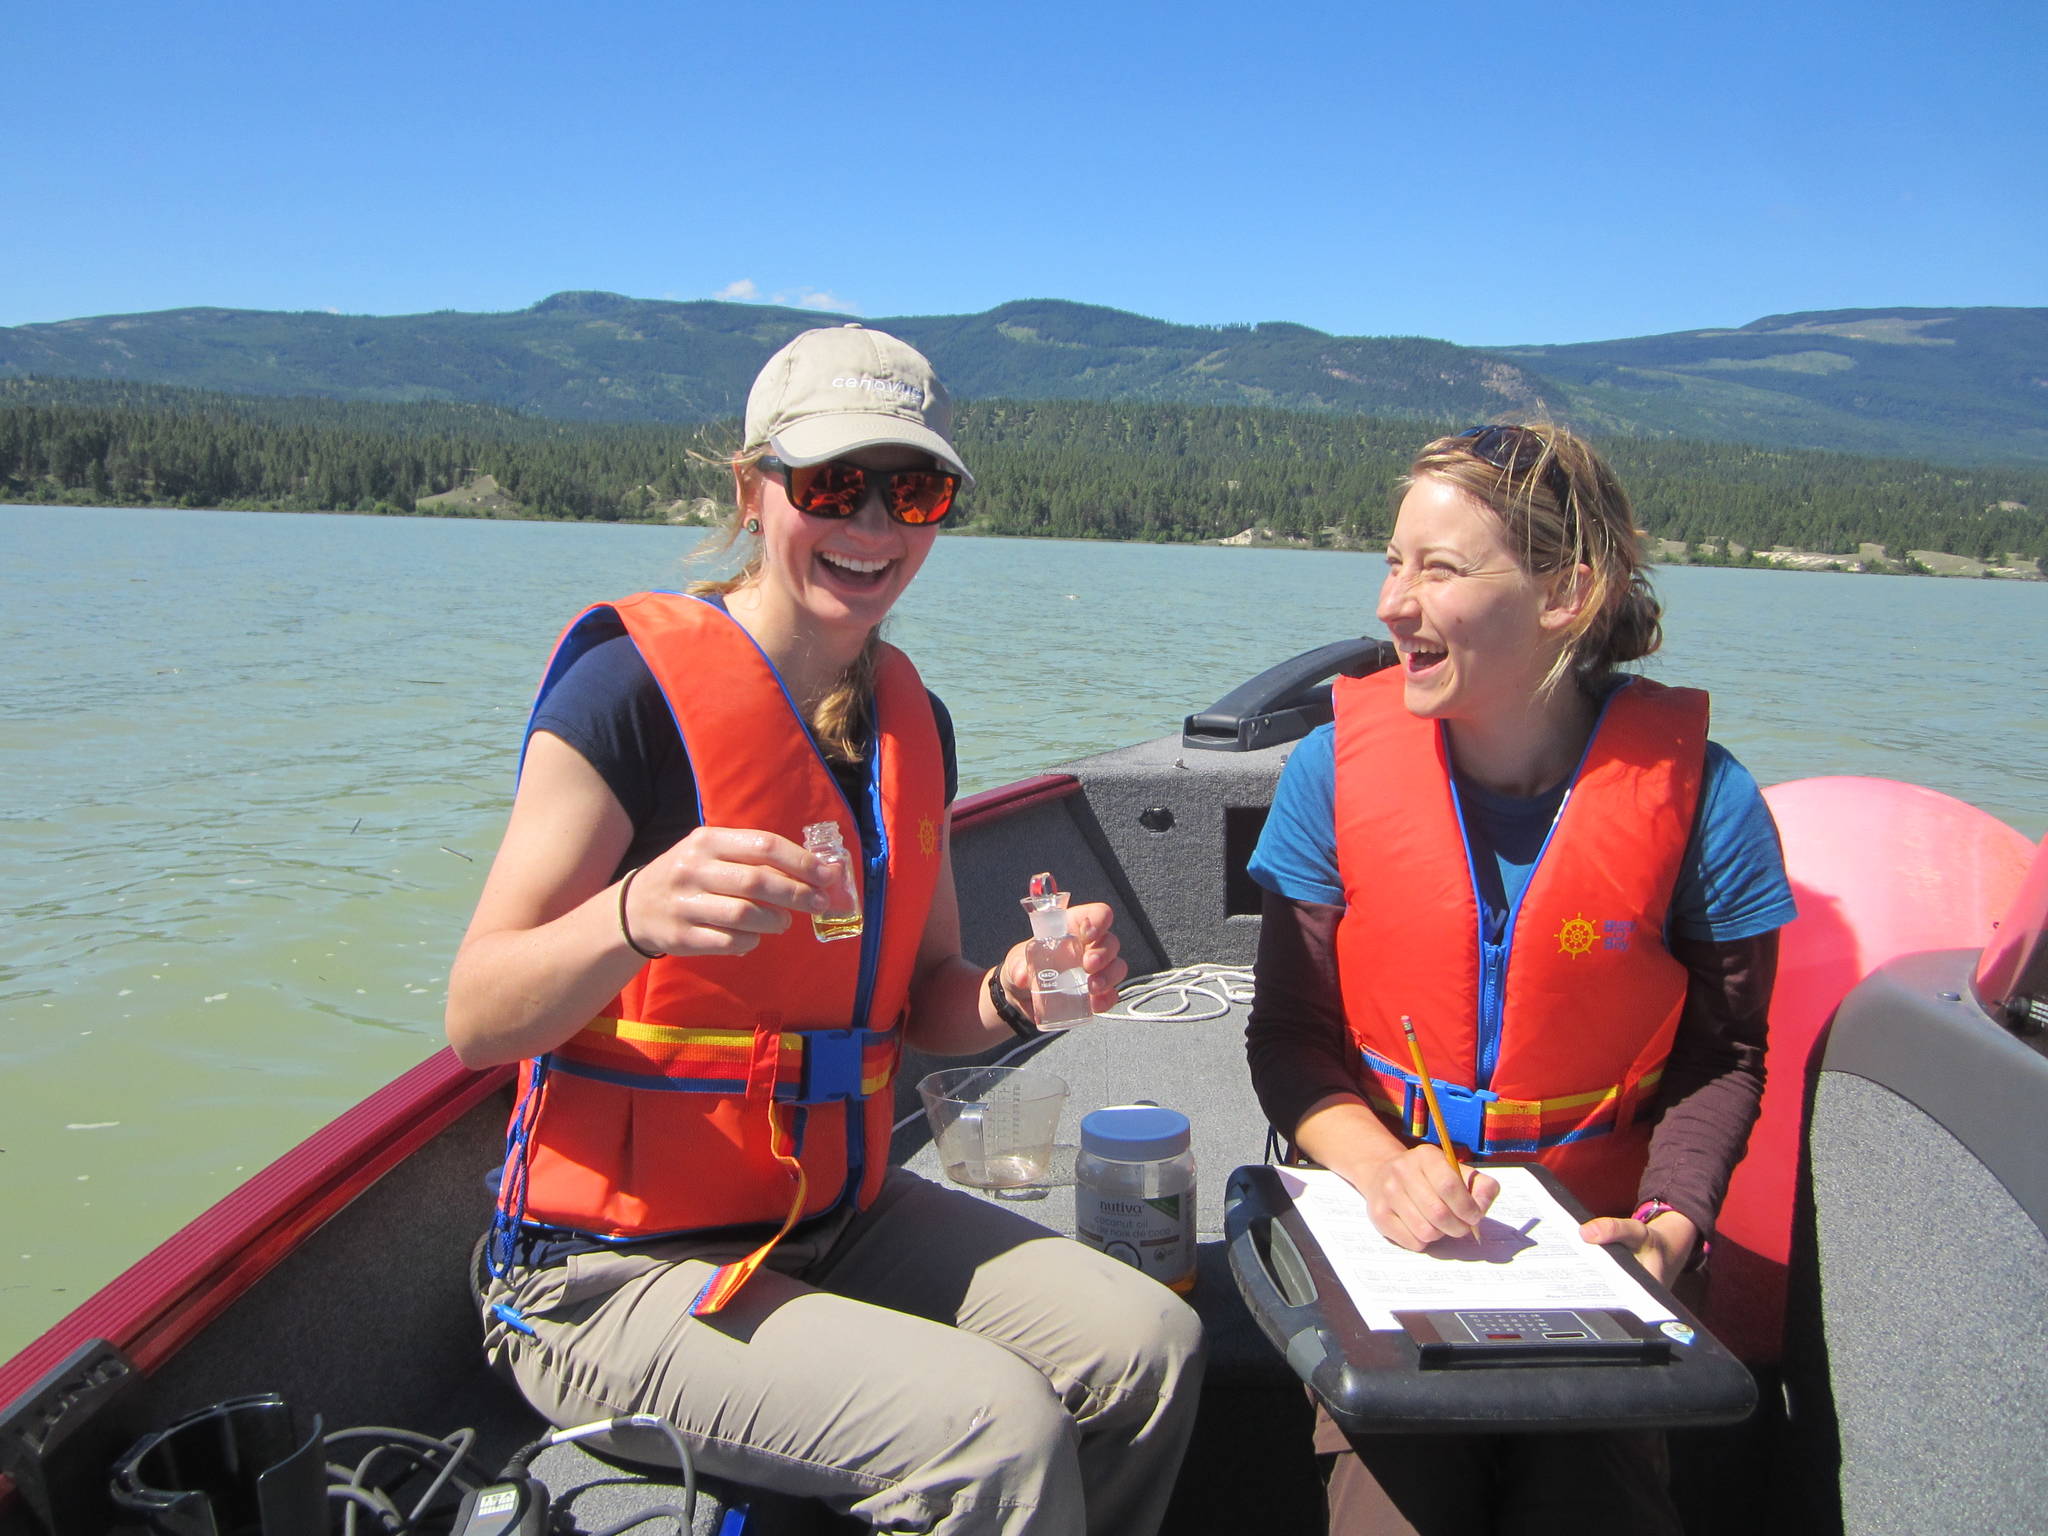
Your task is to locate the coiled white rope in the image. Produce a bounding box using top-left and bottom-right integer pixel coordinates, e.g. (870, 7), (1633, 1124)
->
(1090, 962), (1255, 1023)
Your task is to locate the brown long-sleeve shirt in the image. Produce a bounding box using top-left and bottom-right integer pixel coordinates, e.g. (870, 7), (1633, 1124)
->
(1245, 890), (1776, 1239)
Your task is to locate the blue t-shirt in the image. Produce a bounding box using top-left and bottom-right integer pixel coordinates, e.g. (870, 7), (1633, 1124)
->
(1247, 720), (1796, 944)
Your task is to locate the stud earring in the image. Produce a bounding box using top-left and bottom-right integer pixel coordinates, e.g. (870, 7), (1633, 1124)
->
(743, 517), (760, 534)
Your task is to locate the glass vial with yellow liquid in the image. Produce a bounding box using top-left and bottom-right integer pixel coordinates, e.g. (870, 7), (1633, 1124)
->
(804, 822), (863, 942)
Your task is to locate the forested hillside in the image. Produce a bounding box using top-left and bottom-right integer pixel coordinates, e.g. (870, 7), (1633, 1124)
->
(6, 294), (2042, 467)
(0, 378), (724, 522)
(0, 294), (1545, 434)
(1511, 308), (2048, 467)
(5, 378), (2041, 566)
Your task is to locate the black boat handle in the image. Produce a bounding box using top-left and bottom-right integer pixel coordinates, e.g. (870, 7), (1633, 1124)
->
(1183, 636), (1396, 752)
(1224, 1174), (1343, 1384)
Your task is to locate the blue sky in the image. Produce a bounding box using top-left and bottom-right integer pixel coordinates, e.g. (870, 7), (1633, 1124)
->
(6, 0), (2042, 347)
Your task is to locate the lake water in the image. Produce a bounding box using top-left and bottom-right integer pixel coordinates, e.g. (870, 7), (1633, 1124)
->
(3, 504), (2045, 1361)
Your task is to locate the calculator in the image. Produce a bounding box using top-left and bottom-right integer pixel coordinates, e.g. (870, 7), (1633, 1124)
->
(1394, 1308), (1672, 1367)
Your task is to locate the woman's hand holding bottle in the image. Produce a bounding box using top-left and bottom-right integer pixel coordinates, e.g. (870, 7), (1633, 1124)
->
(621, 826), (838, 959)
(998, 897), (1127, 1026)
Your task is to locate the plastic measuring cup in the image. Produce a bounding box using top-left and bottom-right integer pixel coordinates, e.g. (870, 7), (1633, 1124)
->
(917, 1065), (1068, 1189)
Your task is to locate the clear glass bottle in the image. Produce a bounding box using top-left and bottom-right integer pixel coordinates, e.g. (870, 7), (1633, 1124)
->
(1074, 1104), (1197, 1293)
(1020, 885), (1093, 1027)
(803, 821), (862, 942)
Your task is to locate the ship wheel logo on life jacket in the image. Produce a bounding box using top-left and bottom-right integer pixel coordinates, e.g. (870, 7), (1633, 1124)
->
(1556, 912), (1598, 958)
(918, 816), (938, 858)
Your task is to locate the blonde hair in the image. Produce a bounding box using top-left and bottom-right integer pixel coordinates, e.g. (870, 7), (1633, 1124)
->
(686, 448), (879, 764)
(1405, 423), (1662, 694)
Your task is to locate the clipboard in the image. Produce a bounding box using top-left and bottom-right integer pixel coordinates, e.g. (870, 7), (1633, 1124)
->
(1224, 1163), (1756, 1435)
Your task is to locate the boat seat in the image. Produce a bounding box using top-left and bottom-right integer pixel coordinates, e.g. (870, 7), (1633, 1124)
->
(1699, 778), (2035, 1368)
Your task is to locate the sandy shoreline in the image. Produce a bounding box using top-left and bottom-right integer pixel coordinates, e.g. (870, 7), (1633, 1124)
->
(7, 498), (2042, 580)
(1212, 525), (2043, 580)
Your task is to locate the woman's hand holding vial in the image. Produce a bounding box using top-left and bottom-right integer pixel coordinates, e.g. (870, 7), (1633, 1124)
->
(614, 824), (843, 961)
(1016, 872), (1124, 1027)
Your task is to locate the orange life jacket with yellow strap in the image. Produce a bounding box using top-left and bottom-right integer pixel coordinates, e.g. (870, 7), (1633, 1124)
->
(494, 593), (945, 1313)
(1332, 667), (1707, 1217)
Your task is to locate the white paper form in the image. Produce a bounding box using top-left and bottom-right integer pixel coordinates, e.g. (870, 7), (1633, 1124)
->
(1280, 1165), (1676, 1331)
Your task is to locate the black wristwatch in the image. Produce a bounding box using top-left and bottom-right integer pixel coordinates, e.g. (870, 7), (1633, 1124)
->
(987, 967), (1040, 1039)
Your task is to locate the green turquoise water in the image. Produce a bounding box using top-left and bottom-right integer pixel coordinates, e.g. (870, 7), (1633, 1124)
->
(3, 503), (2044, 1361)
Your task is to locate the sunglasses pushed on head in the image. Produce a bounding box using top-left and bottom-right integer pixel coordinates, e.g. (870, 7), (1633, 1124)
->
(1454, 424), (1573, 508)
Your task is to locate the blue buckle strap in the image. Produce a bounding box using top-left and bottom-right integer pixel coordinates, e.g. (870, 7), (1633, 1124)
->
(788, 1028), (865, 1106)
(1426, 1078), (1499, 1155)
(1366, 1046), (1499, 1155)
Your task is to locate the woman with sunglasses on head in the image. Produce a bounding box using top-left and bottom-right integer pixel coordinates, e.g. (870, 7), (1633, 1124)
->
(1245, 424), (1795, 1535)
(447, 325), (1203, 1536)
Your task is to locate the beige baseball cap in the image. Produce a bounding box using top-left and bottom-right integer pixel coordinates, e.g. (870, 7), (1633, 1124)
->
(743, 323), (973, 484)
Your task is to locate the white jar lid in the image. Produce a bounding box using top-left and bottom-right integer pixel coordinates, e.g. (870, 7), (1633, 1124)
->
(1080, 1104), (1190, 1160)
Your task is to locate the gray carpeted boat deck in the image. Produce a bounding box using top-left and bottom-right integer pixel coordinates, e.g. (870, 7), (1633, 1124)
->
(895, 969), (1267, 1241)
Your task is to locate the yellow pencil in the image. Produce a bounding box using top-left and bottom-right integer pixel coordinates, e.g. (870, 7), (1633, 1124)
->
(1401, 1015), (1466, 1181)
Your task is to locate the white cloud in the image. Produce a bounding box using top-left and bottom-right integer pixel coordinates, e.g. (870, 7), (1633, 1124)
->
(712, 279), (856, 314)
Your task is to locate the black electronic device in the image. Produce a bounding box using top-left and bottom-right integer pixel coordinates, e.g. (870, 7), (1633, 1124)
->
(449, 1476), (550, 1536)
(1396, 1308), (1672, 1367)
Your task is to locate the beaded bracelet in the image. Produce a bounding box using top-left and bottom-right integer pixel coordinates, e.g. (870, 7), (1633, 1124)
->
(618, 865), (664, 960)
(1633, 1198), (1711, 1273)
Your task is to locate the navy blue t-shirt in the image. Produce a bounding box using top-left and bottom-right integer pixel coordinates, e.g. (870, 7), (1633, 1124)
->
(529, 631), (957, 876)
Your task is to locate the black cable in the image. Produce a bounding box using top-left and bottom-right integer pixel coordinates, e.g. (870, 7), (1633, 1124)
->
(313, 1415), (693, 1535)
(351, 1442), (436, 1530)
(327, 1423), (487, 1473)
(324, 1424), (489, 1535)
(500, 1431), (552, 1481)
(327, 1480), (408, 1533)
(522, 1415), (697, 1536)
(396, 1427), (480, 1525)
(326, 1461), (404, 1536)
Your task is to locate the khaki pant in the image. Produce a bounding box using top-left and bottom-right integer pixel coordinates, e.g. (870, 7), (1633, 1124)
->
(482, 1169), (1205, 1535)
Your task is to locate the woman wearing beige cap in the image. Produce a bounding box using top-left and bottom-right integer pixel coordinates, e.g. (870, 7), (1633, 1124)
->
(446, 324), (1204, 1534)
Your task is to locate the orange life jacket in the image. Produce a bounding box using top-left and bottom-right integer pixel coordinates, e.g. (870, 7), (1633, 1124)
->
(497, 593), (945, 1256)
(1331, 667), (1707, 1216)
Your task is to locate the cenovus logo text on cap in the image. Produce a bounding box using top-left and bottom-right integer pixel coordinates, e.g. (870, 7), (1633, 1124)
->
(831, 375), (927, 407)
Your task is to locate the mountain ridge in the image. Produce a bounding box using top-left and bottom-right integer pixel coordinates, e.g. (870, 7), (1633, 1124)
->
(3, 293), (2041, 466)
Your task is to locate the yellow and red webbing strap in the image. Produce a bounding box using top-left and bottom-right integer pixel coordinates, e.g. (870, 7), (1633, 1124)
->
(1359, 1054), (1664, 1156)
